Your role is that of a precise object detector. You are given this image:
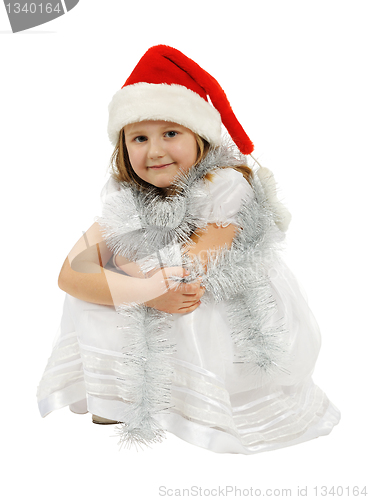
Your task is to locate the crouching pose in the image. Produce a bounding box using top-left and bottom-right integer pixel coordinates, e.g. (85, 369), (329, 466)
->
(37, 45), (340, 454)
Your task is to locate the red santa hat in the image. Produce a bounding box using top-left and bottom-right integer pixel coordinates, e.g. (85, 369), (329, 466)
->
(107, 45), (254, 154)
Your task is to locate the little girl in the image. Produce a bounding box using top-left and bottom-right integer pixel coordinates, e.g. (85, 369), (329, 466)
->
(37, 44), (340, 454)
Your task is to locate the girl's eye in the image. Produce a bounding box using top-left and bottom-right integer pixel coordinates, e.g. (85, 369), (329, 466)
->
(165, 131), (178, 138)
(134, 136), (147, 143)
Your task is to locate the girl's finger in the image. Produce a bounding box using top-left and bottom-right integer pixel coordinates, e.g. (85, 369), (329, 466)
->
(181, 282), (202, 294)
(183, 288), (205, 299)
(182, 290), (204, 303)
(178, 300), (201, 312)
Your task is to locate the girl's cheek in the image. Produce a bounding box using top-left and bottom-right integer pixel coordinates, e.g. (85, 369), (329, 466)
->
(127, 149), (141, 168)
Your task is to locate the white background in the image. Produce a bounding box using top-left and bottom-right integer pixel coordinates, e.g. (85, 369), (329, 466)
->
(1, 1), (368, 498)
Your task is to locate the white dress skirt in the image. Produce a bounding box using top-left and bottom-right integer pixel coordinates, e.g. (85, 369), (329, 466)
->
(37, 169), (340, 454)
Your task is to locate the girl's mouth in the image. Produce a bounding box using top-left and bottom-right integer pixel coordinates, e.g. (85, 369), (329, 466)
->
(148, 162), (174, 169)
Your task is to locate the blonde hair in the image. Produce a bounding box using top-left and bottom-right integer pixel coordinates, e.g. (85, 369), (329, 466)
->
(109, 127), (252, 196)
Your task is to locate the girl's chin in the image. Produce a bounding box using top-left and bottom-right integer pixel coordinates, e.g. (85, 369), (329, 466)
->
(152, 183), (172, 189)
(147, 175), (175, 189)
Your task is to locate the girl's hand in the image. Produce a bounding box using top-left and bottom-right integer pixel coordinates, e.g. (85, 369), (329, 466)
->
(145, 267), (205, 314)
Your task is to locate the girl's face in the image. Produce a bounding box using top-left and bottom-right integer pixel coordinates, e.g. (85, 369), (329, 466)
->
(124, 120), (198, 188)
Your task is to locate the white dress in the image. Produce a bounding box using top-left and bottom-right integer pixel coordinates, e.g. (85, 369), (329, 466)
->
(37, 168), (340, 454)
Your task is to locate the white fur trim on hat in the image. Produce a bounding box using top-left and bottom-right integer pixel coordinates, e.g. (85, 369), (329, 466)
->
(107, 83), (222, 146)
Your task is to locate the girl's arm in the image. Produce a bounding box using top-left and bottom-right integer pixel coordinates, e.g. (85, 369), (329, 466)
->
(112, 223), (236, 309)
(113, 223), (238, 276)
(182, 223), (239, 268)
(58, 222), (203, 312)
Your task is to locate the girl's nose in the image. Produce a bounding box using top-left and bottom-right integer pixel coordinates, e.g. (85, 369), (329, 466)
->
(148, 139), (165, 160)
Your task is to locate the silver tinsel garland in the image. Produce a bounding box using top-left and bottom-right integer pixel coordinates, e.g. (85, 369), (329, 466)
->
(99, 144), (246, 262)
(98, 140), (291, 448)
(193, 164), (291, 376)
(114, 303), (176, 449)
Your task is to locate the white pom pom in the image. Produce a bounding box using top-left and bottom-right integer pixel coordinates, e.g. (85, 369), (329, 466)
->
(256, 166), (292, 232)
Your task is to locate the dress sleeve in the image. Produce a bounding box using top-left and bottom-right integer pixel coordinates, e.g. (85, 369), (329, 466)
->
(203, 168), (254, 227)
(100, 176), (121, 205)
